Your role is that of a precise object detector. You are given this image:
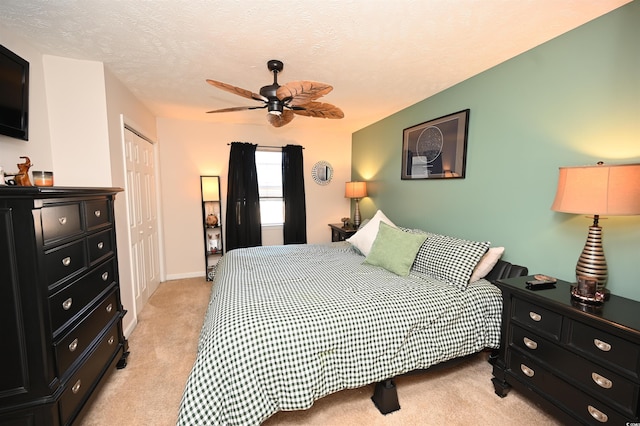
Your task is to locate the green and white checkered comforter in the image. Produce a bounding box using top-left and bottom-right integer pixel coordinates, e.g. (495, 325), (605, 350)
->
(177, 243), (502, 425)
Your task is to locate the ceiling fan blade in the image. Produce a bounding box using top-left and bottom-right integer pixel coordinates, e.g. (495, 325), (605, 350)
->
(206, 79), (266, 102)
(277, 81), (333, 106)
(292, 102), (344, 119)
(206, 105), (266, 113)
(267, 110), (295, 127)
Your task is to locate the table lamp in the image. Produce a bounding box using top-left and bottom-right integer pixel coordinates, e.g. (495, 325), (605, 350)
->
(551, 162), (640, 303)
(345, 181), (367, 228)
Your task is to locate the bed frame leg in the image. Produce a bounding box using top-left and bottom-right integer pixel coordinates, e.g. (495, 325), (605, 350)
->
(371, 379), (400, 414)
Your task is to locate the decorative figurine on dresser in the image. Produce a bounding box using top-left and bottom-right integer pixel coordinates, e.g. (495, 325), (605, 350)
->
(0, 186), (129, 425)
(491, 275), (640, 425)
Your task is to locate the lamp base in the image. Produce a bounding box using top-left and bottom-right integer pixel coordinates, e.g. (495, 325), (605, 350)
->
(353, 199), (361, 228)
(570, 296), (604, 313)
(570, 285), (608, 305)
(575, 222), (608, 293)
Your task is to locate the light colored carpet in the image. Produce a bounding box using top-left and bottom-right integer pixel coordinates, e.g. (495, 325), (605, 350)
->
(80, 278), (561, 425)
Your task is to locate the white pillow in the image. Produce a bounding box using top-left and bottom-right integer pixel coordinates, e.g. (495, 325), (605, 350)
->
(469, 247), (505, 283)
(346, 210), (396, 256)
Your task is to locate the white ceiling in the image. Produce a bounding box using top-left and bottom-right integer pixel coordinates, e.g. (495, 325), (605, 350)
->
(0, 0), (631, 133)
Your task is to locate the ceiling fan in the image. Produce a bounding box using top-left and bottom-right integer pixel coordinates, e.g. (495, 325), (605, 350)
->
(206, 59), (344, 127)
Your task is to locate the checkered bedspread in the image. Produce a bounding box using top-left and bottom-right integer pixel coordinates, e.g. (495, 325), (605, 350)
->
(177, 243), (503, 425)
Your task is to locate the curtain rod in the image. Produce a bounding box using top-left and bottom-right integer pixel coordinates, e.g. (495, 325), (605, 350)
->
(226, 143), (304, 149)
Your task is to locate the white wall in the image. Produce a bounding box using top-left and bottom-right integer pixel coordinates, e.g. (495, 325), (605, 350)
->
(42, 56), (112, 186)
(156, 118), (352, 279)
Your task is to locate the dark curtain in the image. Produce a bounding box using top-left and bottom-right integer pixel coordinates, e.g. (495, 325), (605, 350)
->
(225, 142), (262, 251)
(282, 144), (307, 244)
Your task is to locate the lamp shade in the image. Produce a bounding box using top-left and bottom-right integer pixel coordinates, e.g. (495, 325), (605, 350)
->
(551, 163), (640, 216)
(345, 181), (367, 199)
(201, 177), (220, 202)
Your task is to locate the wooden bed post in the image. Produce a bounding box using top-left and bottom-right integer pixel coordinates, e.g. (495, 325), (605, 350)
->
(371, 379), (400, 414)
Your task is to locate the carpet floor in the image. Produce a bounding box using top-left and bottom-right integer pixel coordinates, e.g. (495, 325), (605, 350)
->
(80, 278), (561, 425)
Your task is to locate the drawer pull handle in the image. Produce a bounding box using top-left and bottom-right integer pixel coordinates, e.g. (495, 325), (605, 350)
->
(69, 338), (78, 352)
(587, 405), (608, 423)
(523, 337), (538, 350)
(97, 241), (104, 249)
(520, 364), (535, 377)
(108, 335), (115, 345)
(58, 216), (67, 225)
(62, 257), (71, 267)
(94, 210), (101, 217)
(62, 298), (73, 310)
(102, 272), (109, 281)
(592, 372), (613, 389)
(106, 303), (113, 313)
(72, 379), (82, 394)
(529, 311), (542, 322)
(594, 338), (611, 352)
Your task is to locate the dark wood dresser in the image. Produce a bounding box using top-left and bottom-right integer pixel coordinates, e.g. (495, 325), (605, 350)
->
(492, 275), (640, 425)
(0, 186), (129, 425)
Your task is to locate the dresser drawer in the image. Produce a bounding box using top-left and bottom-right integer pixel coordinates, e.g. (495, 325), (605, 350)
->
(85, 199), (111, 230)
(509, 351), (628, 425)
(88, 229), (114, 265)
(510, 324), (557, 363)
(44, 239), (87, 288)
(49, 260), (117, 335)
(567, 319), (640, 380)
(41, 203), (83, 244)
(511, 324), (639, 418)
(54, 290), (120, 378)
(512, 297), (563, 341)
(58, 321), (120, 425)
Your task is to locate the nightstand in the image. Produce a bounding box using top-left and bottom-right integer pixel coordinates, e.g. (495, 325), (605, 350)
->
(328, 223), (357, 242)
(491, 276), (640, 424)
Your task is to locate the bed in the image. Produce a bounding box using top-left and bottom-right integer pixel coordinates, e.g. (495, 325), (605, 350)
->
(177, 217), (527, 425)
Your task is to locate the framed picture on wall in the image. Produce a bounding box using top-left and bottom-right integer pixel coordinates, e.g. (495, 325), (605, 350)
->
(401, 109), (470, 180)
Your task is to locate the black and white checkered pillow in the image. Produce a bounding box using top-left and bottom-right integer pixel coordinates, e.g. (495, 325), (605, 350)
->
(412, 233), (490, 290)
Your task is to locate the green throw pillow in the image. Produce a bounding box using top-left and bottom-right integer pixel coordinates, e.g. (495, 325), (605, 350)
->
(364, 222), (427, 276)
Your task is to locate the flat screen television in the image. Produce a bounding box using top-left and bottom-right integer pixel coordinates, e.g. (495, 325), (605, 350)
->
(0, 44), (29, 140)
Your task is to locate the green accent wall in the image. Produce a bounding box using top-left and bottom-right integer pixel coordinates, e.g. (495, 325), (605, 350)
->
(352, 2), (640, 301)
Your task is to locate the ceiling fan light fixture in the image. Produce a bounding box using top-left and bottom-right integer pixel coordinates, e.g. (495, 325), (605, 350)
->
(206, 60), (343, 127)
(267, 99), (283, 115)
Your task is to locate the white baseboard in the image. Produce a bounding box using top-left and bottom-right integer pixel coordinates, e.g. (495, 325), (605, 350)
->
(123, 317), (138, 339)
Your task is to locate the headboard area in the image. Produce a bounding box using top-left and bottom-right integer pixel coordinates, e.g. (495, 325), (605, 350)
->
(485, 259), (528, 283)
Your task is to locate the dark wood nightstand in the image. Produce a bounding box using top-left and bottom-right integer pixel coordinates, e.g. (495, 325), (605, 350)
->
(491, 275), (640, 424)
(328, 223), (357, 242)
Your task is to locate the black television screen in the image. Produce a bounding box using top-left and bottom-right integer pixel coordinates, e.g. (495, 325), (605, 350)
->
(0, 44), (29, 140)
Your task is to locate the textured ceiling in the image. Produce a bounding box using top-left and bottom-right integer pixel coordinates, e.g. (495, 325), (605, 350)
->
(0, 0), (631, 132)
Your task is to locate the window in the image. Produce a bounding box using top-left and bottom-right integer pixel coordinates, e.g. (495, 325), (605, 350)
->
(255, 149), (284, 225)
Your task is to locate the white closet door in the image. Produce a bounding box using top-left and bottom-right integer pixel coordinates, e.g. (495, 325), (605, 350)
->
(124, 128), (160, 314)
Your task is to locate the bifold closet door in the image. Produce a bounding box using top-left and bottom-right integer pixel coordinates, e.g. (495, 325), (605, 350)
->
(124, 127), (160, 315)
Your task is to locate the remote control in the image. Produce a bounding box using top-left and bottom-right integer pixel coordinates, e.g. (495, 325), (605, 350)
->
(526, 279), (556, 290)
(533, 274), (557, 283)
